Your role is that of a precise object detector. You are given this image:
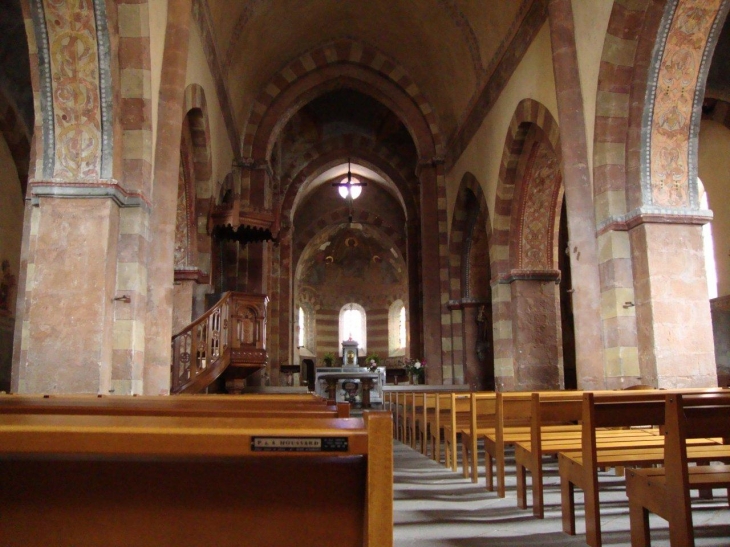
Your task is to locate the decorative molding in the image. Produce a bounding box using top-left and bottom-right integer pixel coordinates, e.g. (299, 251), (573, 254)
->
(710, 294), (730, 311)
(92, 0), (113, 179)
(596, 205), (713, 235)
(29, 0), (54, 179)
(174, 267), (210, 284)
(29, 181), (151, 209)
(499, 269), (560, 284)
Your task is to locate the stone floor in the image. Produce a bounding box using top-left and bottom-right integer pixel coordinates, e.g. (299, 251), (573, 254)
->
(393, 441), (730, 546)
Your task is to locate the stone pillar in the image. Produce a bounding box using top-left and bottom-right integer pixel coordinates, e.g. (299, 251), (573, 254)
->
(510, 277), (562, 390)
(630, 222), (717, 387)
(492, 281), (514, 391)
(144, 0), (193, 394)
(171, 280), (195, 334)
(417, 162), (445, 384)
(448, 303), (464, 384)
(548, 0), (606, 389)
(461, 302), (480, 389)
(710, 296), (730, 387)
(16, 199), (119, 393)
(406, 221), (421, 362)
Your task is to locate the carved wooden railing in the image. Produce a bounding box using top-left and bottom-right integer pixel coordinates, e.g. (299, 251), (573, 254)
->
(171, 292), (268, 394)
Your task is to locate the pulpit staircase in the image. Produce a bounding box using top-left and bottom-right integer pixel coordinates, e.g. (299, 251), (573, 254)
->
(170, 292), (269, 394)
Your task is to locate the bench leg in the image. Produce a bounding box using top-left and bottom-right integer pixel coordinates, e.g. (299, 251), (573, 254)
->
(533, 460), (544, 519)
(485, 451), (494, 491)
(629, 502), (651, 547)
(516, 463), (527, 509)
(561, 476), (576, 536)
(461, 435), (470, 479)
(451, 432), (458, 472)
(470, 435), (479, 484)
(445, 439), (451, 469)
(497, 450), (506, 498)
(585, 476), (602, 547)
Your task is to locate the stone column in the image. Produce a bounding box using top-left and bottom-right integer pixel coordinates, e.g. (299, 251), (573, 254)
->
(144, 0), (193, 394)
(16, 199), (119, 393)
(406, 221), (421, 361)
(510, 276), (562, 390)
(630, 222), (716, 387)
(417, 162), (444, 384)
(460, 302), (480, 389)
(548, 0), (606, 389)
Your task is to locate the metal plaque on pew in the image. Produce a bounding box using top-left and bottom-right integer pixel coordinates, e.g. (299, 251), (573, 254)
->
(251, 437), (349, 452)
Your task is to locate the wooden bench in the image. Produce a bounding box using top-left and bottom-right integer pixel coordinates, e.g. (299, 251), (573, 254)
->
(441, 392), (473, 471)
(0, 393), (350, 418)
(514, 392), (661, 518)
(473, 391), (584, 495)
(459, 391), (497, 482)
(0, 404), (392, 547)
(559, 390), (727, 547)
(626, 392), (730, 547)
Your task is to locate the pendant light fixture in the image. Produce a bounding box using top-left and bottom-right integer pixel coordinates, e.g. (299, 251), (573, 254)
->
(333, 158), (366, 200)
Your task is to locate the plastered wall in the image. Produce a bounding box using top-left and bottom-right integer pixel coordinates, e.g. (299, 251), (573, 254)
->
(699, 119), (730, 298)
(446, 23), (558, 231)
(185, 21), (234, 198)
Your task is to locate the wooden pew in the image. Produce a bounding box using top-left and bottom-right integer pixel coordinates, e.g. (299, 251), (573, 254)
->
(626, 392), (730, 547)
(441, 392), (472, 471)
(475, 391), (584, 495)
(459, 392), (497, 483)
(558, 390), (727, 547)
(0, 405), (393, 547)
(514, 392), (660, 518)
(0, 393), (350, 418)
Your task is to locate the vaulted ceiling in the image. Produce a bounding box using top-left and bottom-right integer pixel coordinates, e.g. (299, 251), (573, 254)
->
(206, 0), (532, 143)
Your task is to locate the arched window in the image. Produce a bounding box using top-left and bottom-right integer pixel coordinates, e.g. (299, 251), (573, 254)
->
(700, 182), (718, 299)
(297, 303), (315, 354)
(298, 306), (305, 348)
(388, 300), (406, 356)
(339, 303), (366, 354)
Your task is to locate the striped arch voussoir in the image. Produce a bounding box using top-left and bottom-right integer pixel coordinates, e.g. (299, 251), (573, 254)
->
(183, 84), (213, 184)
(293, 207), (406, 262)
(280, 136), (418, 221)
(492, 99), (559, 280)
(242, 39), (442, 158)
(448, 172), (490, 301)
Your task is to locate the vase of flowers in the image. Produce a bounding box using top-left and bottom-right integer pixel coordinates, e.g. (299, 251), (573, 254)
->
(365, 353), (380, 372)
(402, 358), (425, 384)
(322, 352), (335, 367)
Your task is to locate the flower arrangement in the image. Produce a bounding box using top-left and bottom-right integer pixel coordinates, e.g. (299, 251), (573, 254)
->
(401, 357), (426, 382)
(365, 353), (381, 372)
(322, 352), (335, 367)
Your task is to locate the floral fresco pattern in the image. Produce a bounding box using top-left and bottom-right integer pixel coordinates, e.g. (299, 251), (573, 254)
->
(518, 142), (561, 270)
(45, 0), (102, 179)
(651, 0), (722, 207)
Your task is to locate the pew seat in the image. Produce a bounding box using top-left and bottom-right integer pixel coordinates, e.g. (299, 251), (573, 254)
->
(0, 406), (392, 547)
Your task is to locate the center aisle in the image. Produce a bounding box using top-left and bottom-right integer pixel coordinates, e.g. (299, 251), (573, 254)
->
(391, 441), (729, 547)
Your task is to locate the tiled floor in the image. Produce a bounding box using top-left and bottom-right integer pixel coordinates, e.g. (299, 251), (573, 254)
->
(393, 441), (730, 546)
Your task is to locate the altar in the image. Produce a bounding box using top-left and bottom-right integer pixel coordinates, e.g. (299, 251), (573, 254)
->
(315, 367), (385, 407)
(314, 339), (385, 407)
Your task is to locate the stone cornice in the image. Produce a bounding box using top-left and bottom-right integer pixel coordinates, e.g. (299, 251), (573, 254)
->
(596, 206), (713, 236)
(498, 268), (560, 284)
(174, 268), (210, 284)
(447, 297), (490, 310)
(28, 180), (151, 209)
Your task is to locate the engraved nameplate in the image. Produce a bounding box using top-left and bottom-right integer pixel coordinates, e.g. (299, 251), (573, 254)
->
(251, 437), (349, 452)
